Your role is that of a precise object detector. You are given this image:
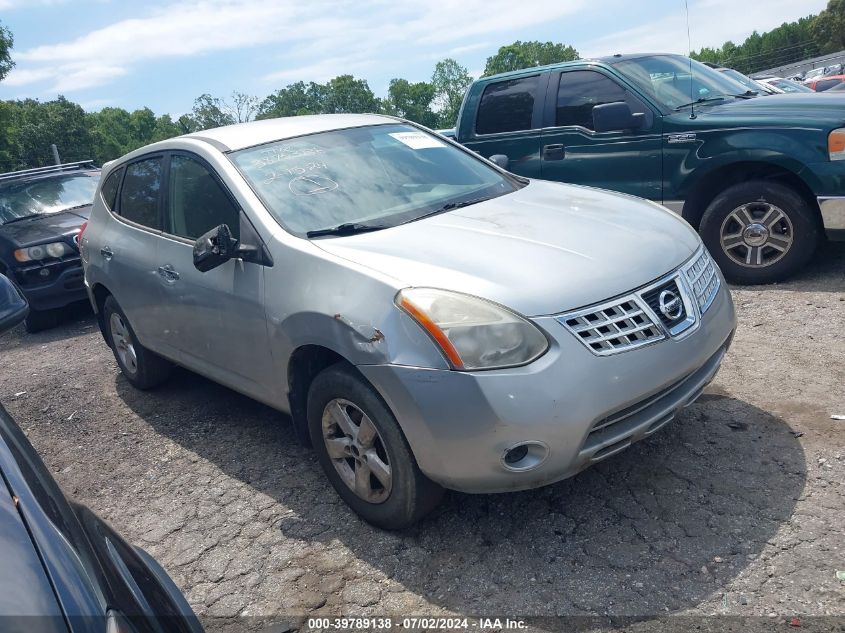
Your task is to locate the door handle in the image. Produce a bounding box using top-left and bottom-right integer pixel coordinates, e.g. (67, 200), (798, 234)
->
(100, 246), (114, 260)
(157, 265), (180, 283)
(543, 144), (566, 160)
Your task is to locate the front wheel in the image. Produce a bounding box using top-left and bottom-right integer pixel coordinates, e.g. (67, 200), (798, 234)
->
(307, 364), (443, 529)
(699, 181), (821, 284)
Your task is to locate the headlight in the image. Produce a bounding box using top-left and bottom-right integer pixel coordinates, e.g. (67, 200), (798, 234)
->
(829, 128), (845, 161)
(396, 288), (549, 370)
(13, 241), (73, 263)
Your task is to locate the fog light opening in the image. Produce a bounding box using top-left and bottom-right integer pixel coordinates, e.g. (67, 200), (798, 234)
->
(501, 441), (549, 472)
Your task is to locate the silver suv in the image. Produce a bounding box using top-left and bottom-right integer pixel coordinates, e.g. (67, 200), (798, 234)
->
(81, 114), (736, 529)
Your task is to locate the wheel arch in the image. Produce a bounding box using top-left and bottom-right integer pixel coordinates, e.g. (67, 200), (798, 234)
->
(286, 344), (350, 447)
(681, 161), (821, 230)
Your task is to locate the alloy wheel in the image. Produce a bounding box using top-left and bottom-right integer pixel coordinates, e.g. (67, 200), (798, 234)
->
(321, 398), (392, 504)
(109, 312), (138, 375)
(719, 201), (794, 268)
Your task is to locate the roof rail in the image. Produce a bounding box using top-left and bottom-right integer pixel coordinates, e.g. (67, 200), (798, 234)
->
(0, 160), (96, 182)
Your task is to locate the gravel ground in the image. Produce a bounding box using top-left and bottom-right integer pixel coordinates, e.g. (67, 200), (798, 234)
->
(0, 243), (843, 632)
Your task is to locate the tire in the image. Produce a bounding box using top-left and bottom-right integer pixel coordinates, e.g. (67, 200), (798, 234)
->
(24, 308), (59, 333)
(699, 180), (820, 284)
(103, 295), (172, 390)
(307, 363), (443, 529)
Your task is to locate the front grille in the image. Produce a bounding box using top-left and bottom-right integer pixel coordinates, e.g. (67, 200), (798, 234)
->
(559, 297), (664, 355)
(685, 249), (720, 314)
(641, 279), (687, 329)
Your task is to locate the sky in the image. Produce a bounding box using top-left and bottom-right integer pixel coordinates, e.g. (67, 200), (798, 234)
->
(0, 0), (827, 116)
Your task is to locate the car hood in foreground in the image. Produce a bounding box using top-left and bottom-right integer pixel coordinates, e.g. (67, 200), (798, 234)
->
(0, 206), (90, 249)
(315, 180), (700, 316)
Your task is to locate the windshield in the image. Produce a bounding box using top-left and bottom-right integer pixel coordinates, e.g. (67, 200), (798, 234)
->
(770, 79), (812, 93)
(611, 54), (752, 111)
(0, 173), (98, 225)
(718, 68), (766, 94)
(230, 123), (517, 237)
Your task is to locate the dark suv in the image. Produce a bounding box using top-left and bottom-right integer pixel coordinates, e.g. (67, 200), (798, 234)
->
(0, 161), (99, 332)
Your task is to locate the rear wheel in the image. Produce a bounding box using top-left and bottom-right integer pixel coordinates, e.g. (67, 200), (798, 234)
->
(103, 296), (172, 389)
(699, 181), (820, 284)
(307, 364), (443, 529)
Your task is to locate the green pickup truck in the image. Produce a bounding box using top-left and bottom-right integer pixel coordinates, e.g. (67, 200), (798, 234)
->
(445, 53), (845, 284)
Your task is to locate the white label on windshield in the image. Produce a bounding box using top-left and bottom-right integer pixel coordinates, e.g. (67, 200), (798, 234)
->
(389, 131), (445, 149)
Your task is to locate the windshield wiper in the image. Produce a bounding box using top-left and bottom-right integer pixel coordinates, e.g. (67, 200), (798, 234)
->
(674, 96), (731, 111)
(306, 222), (389, 238)
(399, 195), (495, 226)
(731, 91), (758, 99)
(2, 213), (42, 225)
(60, 203), (92, 212)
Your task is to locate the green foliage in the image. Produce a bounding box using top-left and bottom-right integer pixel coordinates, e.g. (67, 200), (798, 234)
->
(256, 75), (379, 118)
(191, 93), (236, 131)
(812, 0), (845, 54)
(383, 78), (438, 127)
(483, 40), (579, 76)
(1, 97), (94, 171)
(0, 20), (13, 82)
(431, 58), (473, 128)
(323, 75), (379, 113)
(691, 14), (821, 74)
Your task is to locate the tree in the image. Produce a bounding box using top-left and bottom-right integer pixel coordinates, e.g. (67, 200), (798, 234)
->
(191, 94), (235, 130)
(483, 41), (579, 76)
(431, 58), (473, 128)
(89, 107), (133, 164)
(0, 20), (13, 82)
(323, 75), (379, 113)
(813, 0), (845, 54)
(129, 107), (157, 146)
(224, 91), (259, 123)
(151, 114), (182, 142)
(383, 78), (437, 127)
(1, 97), (94, 170)
(256, 81), (326, 118)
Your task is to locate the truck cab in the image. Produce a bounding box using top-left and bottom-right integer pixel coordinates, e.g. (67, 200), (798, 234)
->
(452, 53), (845, 284)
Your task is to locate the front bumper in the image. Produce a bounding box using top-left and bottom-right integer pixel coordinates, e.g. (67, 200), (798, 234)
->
(818, 196), (845, 236)
(10, 256), (87, 311)
(359, 280), (736, 494)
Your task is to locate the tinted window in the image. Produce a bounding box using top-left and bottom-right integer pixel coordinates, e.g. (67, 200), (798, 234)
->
(476, 76), (539, 135)
(119, 158), (162, 229)
(100, 168), (122, 211)
(167, 155), (239, 240)
(556, 70), (646, 129)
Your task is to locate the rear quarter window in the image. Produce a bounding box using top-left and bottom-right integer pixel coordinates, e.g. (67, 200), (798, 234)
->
(118, 158), (163, 230)
(100, 168), (123, 211)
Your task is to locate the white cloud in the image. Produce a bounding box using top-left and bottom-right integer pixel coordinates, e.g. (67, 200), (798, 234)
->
(8, 0), (589, 93)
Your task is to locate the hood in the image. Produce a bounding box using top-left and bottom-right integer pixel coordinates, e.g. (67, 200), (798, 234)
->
(314, 180), (701, 316)
(0, 206), (90, 249)
(675, 93), (845, 129)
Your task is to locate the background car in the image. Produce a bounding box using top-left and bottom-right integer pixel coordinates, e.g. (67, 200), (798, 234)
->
(756, 77), (813, 93)
(714, 67), (781, 94)
(0, 273), (203, 632)
(806, 74), (845, 91)
(0, 161), (98, 332)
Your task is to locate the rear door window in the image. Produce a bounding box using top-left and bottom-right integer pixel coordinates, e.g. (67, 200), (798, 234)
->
(476, 75), (540, 135)
(118, 158), (163, 229)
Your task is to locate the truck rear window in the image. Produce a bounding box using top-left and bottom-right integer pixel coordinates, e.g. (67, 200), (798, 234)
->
(476, 75), (539, 135)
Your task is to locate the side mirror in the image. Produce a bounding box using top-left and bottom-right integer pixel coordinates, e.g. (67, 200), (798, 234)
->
(193, 224), (238, 273)
(0, 275), (29, 334)
(592, 102), (645, 133)
(488, 154), (509, 170)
